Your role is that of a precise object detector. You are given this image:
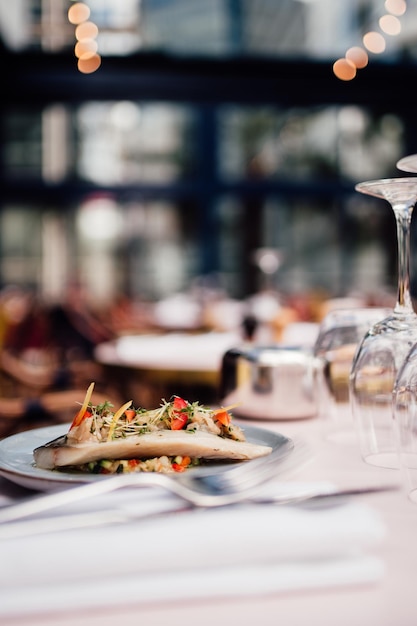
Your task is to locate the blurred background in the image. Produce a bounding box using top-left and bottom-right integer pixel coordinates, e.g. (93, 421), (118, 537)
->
(2, 0), (417, 303)
(1, 0), (417, 429)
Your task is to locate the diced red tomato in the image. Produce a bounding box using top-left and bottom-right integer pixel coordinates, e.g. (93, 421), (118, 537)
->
(172, 462), (186, 472)
(173, 396), (187, 410)
(128, 459), (139, 468)
(171, 396), (189, 430)
(171, 414), (188, 430)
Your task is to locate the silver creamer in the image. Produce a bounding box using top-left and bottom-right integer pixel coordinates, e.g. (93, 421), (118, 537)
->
(219, 345), (321, 420)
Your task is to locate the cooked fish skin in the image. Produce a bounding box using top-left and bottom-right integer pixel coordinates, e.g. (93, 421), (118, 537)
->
(33, 430), (272, 470)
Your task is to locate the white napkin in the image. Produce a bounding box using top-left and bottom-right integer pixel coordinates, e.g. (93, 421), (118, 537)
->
(0, 483), (386, 618)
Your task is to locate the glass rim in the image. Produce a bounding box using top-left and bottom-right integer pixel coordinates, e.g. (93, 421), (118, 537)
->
(355, 177), (417, 191)
(397, 155), (417, 173)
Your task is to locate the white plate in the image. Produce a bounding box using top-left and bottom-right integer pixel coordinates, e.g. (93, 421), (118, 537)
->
(0, 423), (293, 491)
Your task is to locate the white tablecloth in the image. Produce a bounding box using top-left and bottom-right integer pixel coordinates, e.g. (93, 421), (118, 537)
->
(0, 416), (415, 626)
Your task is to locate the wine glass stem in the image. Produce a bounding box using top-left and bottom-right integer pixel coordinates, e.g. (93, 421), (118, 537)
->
(394, 204), (414, 315)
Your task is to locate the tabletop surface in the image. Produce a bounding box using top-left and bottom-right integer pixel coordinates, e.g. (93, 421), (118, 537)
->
(94, 332), (242, 372)
(1, 413), (416, 626)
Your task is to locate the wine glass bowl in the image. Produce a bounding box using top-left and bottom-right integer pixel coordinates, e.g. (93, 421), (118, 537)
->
(393, 344), (417, 503)
(396, 154), (417, 173)
(350, 177), (417, 468)
(314, 307), (390, 443)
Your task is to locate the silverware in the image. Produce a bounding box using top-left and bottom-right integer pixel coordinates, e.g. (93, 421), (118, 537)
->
(0, 483), (398, 540)
(252, 483), (399, 505)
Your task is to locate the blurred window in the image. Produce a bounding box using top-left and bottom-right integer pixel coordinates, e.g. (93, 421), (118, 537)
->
(2, 103), (196, 184)
(76, 102), (196, 184)
(218, 106), (404, 183)
(2, 103), (405, 185)
(0, 100), (407, 300)
(1, 0), (417, 61)
(0, 0), (415, 303)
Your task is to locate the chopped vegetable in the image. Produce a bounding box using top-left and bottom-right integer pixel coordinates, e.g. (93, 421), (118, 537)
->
(62, 386), (246, 474)
(171, 396), (189, 430)
(124, 409), (136, 422)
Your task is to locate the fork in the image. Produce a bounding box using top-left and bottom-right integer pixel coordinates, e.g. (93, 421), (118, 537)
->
(0, 436), (297, 524)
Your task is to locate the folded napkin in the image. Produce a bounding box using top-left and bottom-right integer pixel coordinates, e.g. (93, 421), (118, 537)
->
(0, 482), (386, 618)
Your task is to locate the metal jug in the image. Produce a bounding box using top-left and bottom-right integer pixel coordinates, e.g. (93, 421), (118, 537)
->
(219, 345), (321, 420)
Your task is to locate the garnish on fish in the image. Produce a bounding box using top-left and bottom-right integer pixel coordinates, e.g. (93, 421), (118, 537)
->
(33, 383), (272, 474)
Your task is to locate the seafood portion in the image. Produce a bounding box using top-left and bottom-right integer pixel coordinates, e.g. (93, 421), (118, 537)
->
(33, 383), (272, 473)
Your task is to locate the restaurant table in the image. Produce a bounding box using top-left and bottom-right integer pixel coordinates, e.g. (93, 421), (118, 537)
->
(94, 325), (320, 407)
(94, 332), (242, 406)
(1, 410), (417, 626)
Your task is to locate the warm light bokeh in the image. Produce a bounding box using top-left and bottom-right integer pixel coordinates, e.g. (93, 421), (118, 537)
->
(75, 21), (99, 41)
(78, 53), (102, 74)
(363, 31), (386, 53)
(384, 0), (407, 16)
(379, 14), (402, 35)
(75, 39), (98, 58)
(68, 3), (91, 25)
(333, 58), (356, 81)
(345, 46), (369, 69)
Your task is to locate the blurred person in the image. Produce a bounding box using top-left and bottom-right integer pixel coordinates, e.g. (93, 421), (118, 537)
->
(0, 284), (122, 438)
(0, 386), (118, 439)
(0, 281), (115, 391)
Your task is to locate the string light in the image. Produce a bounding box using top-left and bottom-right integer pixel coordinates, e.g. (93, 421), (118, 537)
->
(75, 21), (99, 41)
(75, 39), (98, 58)
(345, 46), (369, 69)
(363, 31), (386, 53)
(68, 2), (101, 74)
(78, 54), (101, 74)
(385, 0), (407, 16)
(333, 0), (406, 81)
(68, 3), (90, 25)
(333, 58), (357, 81)
(379, 14), (402, 35)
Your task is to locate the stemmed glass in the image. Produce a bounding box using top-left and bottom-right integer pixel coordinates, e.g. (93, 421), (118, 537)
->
(350, 178), (417, 469)
(397, 154), (417, 173)
(391, 156), (417, 500)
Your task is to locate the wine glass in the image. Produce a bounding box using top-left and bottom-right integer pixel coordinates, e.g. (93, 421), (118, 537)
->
(314, 306), (390, 444)
(397, 154), (417, 173)
(392, 343), (417, 503)
(350, 178), (417, 469)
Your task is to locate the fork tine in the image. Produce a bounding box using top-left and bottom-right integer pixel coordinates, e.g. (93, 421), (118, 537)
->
(197, 438), (295, 493)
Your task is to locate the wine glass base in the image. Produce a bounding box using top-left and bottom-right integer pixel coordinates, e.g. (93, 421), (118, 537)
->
(362, 452), (399, 469)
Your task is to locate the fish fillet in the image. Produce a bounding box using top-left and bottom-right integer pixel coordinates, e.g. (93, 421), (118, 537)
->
(34, 430), (272, 470)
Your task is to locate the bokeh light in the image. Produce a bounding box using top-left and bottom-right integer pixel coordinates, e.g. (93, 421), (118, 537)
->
(379, 14), (402, 35)
(385, 0), (407, 16)
(75, 21), (99, 41)
(333, 58), (356, 81)
(333, 0), (406, 80)
(345, 46), (369, 69)
(68, 2), (101, 74)
(78, 54), (102, 74)
(68, 3), (90, 25)
(363, 31), (386, 53)
(75, 39), (98, 58)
